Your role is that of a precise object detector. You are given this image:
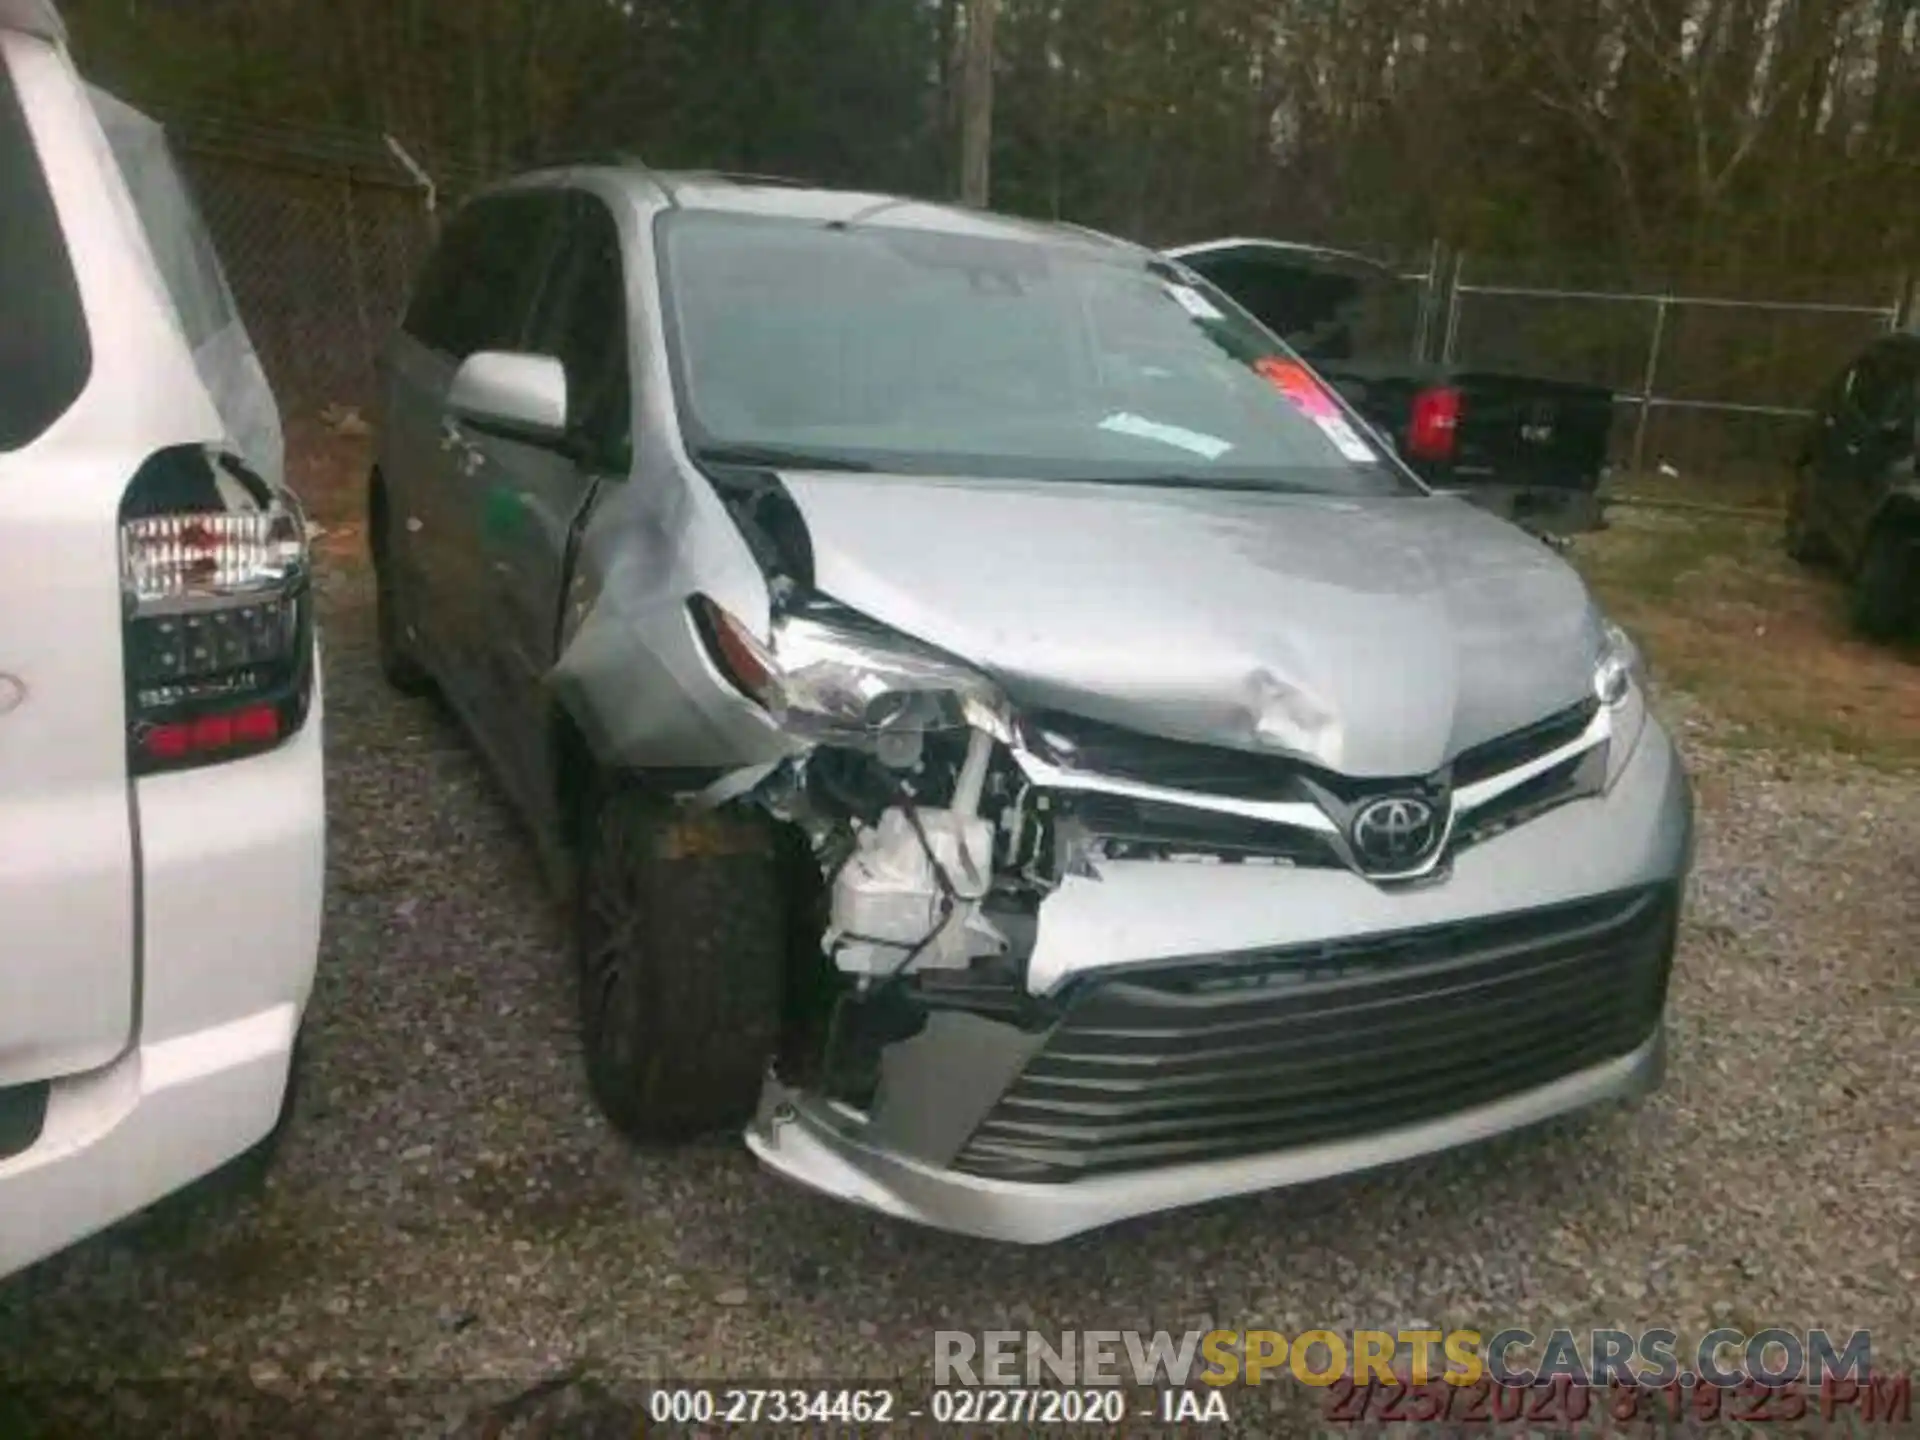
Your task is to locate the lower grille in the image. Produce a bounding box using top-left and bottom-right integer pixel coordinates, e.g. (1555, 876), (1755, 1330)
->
(954, 885), (1676, 1183)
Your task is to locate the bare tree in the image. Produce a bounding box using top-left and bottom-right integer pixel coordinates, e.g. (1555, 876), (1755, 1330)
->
(960, 0), (998, 205)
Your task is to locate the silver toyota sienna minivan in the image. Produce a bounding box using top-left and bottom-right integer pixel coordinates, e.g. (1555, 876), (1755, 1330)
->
(371, 166), (1693, 1243)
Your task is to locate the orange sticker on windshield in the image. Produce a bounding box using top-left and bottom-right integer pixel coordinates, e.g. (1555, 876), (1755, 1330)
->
(1254, 356), (1380, 464)
(1254, 357), (1339, 419)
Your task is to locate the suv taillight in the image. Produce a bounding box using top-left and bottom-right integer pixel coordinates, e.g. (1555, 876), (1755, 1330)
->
(120, 457), (314, 775)
(1407, 385), (1462, 463)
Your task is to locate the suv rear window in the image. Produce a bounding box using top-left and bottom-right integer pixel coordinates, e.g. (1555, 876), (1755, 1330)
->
(0, 52), (90, 452)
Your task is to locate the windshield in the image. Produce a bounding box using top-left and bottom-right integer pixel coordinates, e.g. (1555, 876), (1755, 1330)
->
(657, 210), (1419, 496)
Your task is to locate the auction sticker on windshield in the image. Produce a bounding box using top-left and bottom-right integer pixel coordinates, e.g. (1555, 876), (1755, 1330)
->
(1099, 411), (1235, 460)
(1255, 356), (1380, 464)
(1165, 282), (1226, 322)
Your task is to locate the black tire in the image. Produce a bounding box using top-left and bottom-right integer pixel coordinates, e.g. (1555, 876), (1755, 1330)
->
(370, 481), (434, 697)
(1783, 465), (1829, 565)
(576, 779), (787, 1141)
(1851, 520), (1918, 640)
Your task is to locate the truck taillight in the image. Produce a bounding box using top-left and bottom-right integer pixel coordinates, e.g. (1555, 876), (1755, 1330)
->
(120, 452), (314, 775)
(1407, 385), (1462, 463)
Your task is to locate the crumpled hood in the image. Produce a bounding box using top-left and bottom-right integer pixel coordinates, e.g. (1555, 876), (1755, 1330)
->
(776, 474), (1604, 778)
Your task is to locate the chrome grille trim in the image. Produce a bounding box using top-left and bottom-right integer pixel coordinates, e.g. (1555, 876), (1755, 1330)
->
(1012, 698), (1615, 875)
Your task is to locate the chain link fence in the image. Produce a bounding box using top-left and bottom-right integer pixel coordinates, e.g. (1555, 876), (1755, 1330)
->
(170, 128), (445, 426)
(1435, 255), (1912, 501)
(165, 124), (1915, 509)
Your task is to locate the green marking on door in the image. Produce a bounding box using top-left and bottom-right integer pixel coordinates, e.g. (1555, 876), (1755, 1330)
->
(482, 486), (521, 543)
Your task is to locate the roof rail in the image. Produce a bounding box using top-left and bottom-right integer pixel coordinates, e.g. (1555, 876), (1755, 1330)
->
(1055, 221), (1127, 249)
(513, 148), (687, 205)
(1165, 236), (1388, 272)
(692, 170), (821, 190)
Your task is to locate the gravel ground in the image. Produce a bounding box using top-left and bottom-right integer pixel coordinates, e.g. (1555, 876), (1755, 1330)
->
(1, 553), (1915, 1435)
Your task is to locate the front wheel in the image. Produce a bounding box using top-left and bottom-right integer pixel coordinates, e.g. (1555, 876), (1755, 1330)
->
(576, 781), (788, 1141)
(1851, 520), (1919, 640)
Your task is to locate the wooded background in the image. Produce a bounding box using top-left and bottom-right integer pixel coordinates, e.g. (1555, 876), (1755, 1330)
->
(62, 0), (1920, 281)
(55, 0), (1920, 484)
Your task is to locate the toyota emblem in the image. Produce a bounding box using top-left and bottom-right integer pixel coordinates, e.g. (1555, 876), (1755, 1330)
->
(1350, 795), (1442, 872)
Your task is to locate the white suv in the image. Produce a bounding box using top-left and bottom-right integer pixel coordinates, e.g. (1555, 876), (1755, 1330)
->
(0, 0), (323, 1277)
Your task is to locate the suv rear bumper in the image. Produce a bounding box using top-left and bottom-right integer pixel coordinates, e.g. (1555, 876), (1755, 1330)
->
(0, 1003), (299, 1275)
(0, 684), (323, 1278)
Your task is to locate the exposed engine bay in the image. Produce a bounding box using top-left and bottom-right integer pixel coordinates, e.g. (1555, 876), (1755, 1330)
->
(743, 724), (1056, 1113)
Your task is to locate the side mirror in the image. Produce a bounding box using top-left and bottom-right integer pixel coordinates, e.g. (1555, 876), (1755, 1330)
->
(449, 351), (569, 448)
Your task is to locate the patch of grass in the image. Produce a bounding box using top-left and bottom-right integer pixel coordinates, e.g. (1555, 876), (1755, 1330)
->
(1570, 504), (1920, 768)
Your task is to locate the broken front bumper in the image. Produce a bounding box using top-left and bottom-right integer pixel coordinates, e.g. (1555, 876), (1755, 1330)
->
(749, 1029), (1664, 1245)
(747, 715), (1692, 1244)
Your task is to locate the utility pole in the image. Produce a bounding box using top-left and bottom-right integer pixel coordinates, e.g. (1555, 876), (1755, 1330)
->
(959, 0), (998, 207)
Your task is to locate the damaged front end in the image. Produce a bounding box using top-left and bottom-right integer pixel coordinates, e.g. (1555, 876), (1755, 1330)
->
(678, 576), (1683, 1244)
(686, 588), (1052, 1085)
(681, 581), (1140, 1159)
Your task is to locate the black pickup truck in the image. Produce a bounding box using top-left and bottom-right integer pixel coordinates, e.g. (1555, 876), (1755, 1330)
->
(1168, 239), (1617, 532)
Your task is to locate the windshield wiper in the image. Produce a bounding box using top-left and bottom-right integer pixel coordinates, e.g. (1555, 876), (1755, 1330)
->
(692, 443), (875, 473)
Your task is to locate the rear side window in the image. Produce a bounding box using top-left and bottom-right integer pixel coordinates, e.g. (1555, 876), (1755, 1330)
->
(402, 193), (557, 359)
(0, 53), (90, 451)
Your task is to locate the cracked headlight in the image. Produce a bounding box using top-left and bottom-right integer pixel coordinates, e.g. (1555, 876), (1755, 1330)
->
(691, 594), (1011, 744)
(1595, 619), (1648, 788)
